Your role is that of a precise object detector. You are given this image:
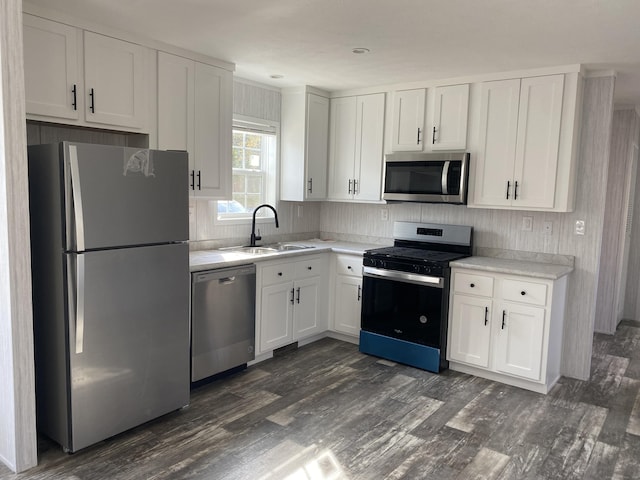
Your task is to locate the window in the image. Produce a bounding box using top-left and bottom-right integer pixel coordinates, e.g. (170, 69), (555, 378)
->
(216, 117), (278, 222)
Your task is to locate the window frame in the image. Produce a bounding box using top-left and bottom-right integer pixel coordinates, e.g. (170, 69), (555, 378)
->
(214, 115), (280, 225)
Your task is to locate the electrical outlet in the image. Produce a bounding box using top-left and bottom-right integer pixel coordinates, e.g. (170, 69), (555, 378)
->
(297, 205), (303, 218)
(575, 220), (586, 235)
(522, 216), (533, 231)
(380, 208), (389, 221)
(543, 221), (553, 235)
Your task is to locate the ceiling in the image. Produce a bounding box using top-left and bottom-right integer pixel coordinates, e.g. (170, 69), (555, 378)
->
(25, 0), (640, 105)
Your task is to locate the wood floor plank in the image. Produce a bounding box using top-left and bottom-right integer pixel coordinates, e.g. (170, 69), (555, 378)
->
(455, 447), (510, 480)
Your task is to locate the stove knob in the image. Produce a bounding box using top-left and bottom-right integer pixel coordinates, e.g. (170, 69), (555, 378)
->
(379, 260), (386, 269)
(413, 265), (421, 273)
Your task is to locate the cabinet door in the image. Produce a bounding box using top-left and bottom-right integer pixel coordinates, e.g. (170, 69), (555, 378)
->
(448, 295), (492, 368)
(513, 75), (564, 209)
(23, 15), (80, 120)
(294, 276), (324, 338)
(83, 31), (147, 129)
(328, 96), (357, 200)
(333, 275), (362, 336)
(494, 303), (545, 380)
(157, 52), (195, 181)
(391, 89), (425, 151)
(354, 93), (386, 201)
(472, 79), (520, 207)
(193, 62), (233, 198)
(432, 84), (469, 151)
(305, 94), (330, 200)
(260, 282), (294, 352)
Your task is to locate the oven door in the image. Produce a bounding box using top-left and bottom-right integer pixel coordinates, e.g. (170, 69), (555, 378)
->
(361, 266), (446, 349)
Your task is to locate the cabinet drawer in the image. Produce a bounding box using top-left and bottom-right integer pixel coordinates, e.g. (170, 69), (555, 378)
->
(335, 254), (362, 277)
(261, 262), (295, 286)
(295, 256), (324, 279)
(502, 279), (548, 306)
(454, 272), (494, 297)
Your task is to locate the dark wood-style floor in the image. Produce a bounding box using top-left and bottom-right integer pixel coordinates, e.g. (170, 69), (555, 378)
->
(3, 320), (640, 480)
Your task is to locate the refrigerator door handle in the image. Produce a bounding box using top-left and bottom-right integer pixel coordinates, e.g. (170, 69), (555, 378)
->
(68, 145), (86, 252)
(67, 255), (85, 354)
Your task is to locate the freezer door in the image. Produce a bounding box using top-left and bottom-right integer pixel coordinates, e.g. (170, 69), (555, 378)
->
(64, 142), (188, 251)
(66, 243), (189, 452)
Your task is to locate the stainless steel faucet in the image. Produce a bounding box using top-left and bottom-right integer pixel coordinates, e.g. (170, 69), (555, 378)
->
(250, 204), (279, 246)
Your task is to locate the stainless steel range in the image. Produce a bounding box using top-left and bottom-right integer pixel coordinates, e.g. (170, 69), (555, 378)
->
(360, 221), (473, 373)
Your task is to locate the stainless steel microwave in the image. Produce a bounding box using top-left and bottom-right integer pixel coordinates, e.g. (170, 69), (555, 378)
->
(382, 152), (470, 204)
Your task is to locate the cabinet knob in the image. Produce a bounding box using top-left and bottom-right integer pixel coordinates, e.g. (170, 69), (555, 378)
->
(278, 272), (283, 276)
(521, 291), (526, 296)
(307, 266), (312, 270)
(347, 265), (352, 270)
(470, 283), (475, 288)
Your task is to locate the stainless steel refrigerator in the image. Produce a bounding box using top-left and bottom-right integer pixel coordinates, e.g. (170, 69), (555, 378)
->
(28, 142), (190, 453)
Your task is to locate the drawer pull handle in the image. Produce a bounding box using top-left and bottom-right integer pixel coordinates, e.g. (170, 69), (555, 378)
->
(278, 272), (283, 276)
(357, 285), (361, 301)
(484, 306), (488, 325)
(470, 283), (475, 288)
(502, 310), (506, 329)
(521, 291), (526, 296)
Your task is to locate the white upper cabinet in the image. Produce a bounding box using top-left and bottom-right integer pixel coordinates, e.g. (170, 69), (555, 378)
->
(391, 89), (426, 151)
(280, 88), (330, 201)
(157, 52), (194, 154)
(23, 15), (149, 132)
(83, 31), (147, 129)
(470, 74), (578, 211)
(328, 93), (385, 202)
(431, 84), (469, 150)
(193, 62), (232, 198)
(328, 96), (357, 200)
(23, 14), (80, 120)
(158, 52), (232, 198)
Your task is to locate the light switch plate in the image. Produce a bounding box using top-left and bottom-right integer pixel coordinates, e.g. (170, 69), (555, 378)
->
(380, 208), (389, 221)
(522, 216), (533, 231)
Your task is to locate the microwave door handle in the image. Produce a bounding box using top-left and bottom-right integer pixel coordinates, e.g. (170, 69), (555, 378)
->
(441, 161), (450, 195)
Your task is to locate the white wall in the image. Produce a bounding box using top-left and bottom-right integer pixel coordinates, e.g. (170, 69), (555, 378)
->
(596, 108), (640, 333)
(320, 76), (616, 380)
(0, 0), (37, 472)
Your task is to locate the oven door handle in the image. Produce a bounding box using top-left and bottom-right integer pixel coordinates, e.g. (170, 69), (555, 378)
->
(363, 266), (444, 288)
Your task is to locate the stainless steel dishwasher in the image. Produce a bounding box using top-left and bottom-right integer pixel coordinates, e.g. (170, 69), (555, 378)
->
(191, 264), (256, 382)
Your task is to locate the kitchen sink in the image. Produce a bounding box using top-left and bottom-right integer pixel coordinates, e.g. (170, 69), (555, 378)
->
(222, 243), (315, 255)
(231, 246), (278, 254)
(269, 243), (315, 251)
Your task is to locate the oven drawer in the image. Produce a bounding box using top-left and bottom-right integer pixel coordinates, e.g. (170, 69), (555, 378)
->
(502, 279), (548, 306)
(335, 254), (362, 277)
(261, 262), (296, 286)
(454, 272), (494, 297)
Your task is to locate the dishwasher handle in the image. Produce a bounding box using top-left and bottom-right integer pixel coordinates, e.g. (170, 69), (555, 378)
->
(193, 264), (255, 283)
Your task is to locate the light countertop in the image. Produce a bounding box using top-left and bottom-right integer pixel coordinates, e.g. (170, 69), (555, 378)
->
(450, 256), (574, 280)
(189, 239), (386, 272)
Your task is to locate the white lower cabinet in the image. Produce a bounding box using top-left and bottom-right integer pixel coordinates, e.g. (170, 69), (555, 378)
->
(256, 255), (328, 354)
(330, 254), (363, 337)
(448, 267), (568, 393)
